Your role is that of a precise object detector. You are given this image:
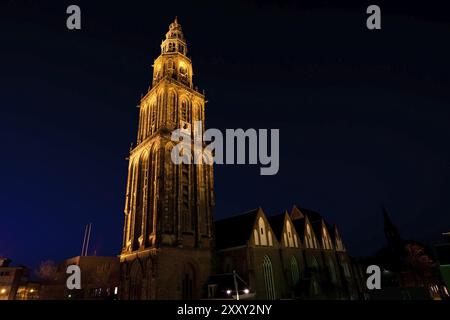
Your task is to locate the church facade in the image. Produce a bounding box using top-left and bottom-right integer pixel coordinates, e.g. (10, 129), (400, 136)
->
(119, 19), (364, 300)
(214, 206), (366, 300)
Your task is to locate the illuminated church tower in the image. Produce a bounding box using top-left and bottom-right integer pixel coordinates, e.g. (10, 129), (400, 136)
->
(120, 18), (215, 300)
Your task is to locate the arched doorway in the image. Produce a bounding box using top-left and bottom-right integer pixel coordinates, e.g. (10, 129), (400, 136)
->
(182, 263), (196, 300)
(129, 261), (143, 300)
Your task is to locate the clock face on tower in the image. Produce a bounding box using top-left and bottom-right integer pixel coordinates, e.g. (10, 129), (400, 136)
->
(180, 65), (187, 75)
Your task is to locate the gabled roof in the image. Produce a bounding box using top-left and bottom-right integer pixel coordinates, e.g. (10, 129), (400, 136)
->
(266, 213), (286, 242)
(294, 205), (323, 223)
(292, 217), (306, 240)
(214, 208), (259, 250)
(292, 205), (337, 242)
(329, 224), (338, 244)
(311, 220), (324, 242)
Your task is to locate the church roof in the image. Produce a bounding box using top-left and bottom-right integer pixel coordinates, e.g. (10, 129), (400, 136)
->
(329, 223), (340, 245)
(266, 213), (286, 242)
(311, 220), (324, 242)
(294, 205), (323, 223)
(293, 205), (335, 243)
(214, 209), (259, 250)
(292, 218), (306, 240)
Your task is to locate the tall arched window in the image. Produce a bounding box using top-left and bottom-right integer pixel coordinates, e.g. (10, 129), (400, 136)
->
(147, 144), (158, 236)
(124, 159), (137, 248)
(167, 59), (174, 77)
(310, 256), (319, 271)
(150, 103), (157, 134)
(310, 256), (321, 296)
(181, 100), (188, 122)
(262, 255), (276, 300)
(290, 256), (300, 286)
(340, 255), (351, 278)
(133, 155), (147, 249)
(170, 92), (177, 122)
(327, 257), (337, 284)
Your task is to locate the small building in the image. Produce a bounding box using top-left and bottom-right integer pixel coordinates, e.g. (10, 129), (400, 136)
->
(0, 258), (24, 300)
(0, 258), (35, 300)
(40, 256), (120, 300)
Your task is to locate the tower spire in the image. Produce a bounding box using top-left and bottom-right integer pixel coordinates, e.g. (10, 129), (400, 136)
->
(153, 18), (193, 88)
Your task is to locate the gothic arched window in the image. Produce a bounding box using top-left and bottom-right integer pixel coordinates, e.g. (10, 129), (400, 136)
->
(146, 144), (159, 236)
(290, 256), (300, 286)
(170, 92), (177, 122)
(327, 257), (337, 284)
(148, 103), (156, 135)
(181, 100), (188, 122)
(262, 255), (276, 300)
(310, 256), (321, 296)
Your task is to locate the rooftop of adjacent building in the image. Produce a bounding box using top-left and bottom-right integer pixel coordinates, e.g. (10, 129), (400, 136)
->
(0, 258), (12, 268)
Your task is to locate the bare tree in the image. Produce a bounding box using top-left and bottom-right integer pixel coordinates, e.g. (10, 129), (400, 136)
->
(404, 244), (436, 286)
(35, 260), (58, 283)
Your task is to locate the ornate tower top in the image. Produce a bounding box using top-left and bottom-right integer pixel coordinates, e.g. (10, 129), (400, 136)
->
(161, 17), (187, 56)
(152, 18), (194, 89)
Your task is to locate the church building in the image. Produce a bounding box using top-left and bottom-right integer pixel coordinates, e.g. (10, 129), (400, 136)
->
(119, 19), (364, 300)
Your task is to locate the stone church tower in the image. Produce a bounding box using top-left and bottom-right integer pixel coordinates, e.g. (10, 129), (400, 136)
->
(119, 18), (215, 300)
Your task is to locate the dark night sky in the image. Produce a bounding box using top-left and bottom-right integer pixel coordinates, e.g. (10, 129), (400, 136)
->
(1, 0), (449, 269)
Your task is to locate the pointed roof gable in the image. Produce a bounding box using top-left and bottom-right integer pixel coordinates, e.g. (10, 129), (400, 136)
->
(311, 220), (324, 242)
(294, 205), (323, 223)
(290, 205), (304, 220)
(332, 224), (347, 252)
(266, 212), (287, 242)
(292, 217), (306, 240)
(291, 204), (335, 245)
(215, 208), (259, 250)
(267, 211), (301, 248)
